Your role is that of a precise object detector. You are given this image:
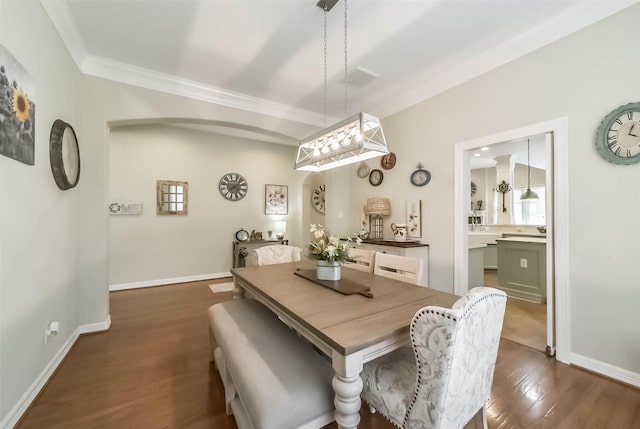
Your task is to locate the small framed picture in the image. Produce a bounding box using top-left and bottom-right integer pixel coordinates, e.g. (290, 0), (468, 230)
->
(265, 184), (288, 215)
(407, 199), (422, 238)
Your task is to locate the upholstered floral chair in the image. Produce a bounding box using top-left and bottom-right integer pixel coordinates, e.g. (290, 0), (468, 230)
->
(360, 287), (507, 429)
(248, 245), (302, 266)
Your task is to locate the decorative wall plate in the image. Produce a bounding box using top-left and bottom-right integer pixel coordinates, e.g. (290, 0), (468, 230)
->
(357, 162), (370, 178)
(380, 152), (396, 170)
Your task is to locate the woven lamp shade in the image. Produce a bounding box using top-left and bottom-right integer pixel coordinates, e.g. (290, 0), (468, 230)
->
(365, 197), (391, 216)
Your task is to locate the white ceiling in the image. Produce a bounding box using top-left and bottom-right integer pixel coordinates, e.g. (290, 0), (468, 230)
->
(43, 0), (636, 143)
(469, 133), (547, 170)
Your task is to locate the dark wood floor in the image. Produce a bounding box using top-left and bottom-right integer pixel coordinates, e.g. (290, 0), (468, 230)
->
(17, 280), (640, 429)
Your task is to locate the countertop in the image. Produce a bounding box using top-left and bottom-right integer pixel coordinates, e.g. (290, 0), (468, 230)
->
(468, 243), (488, 250)
(497, 236), (547, 244)
(360, 239), (429, 248)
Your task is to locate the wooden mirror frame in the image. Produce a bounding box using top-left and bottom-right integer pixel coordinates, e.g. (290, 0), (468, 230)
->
(49, 119), (80, 190)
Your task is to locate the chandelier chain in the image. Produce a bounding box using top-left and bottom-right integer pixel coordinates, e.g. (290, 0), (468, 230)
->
(323, 6), (328, 127)
(344, 0), (348, 118)
(527, 139), (531, 186)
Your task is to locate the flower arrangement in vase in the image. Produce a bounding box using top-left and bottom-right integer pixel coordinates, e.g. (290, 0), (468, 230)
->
(308, 224), (360, 280)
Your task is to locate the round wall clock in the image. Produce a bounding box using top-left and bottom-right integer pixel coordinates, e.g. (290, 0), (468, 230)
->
(312, 184), (326, 213)
(471, 181), (477, 197)
(357, 162), (370, 178)
(219, 173), (248, 201)
(369, 169), (384, 186)
(410, 163), (431, 187)
(380, 152), (397, 170)
(595, 102), (640, 165)
(49, 119), (80, 190)
(235, 228), (249, 241)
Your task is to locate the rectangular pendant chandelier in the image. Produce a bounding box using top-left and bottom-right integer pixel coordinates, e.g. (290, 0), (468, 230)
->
(294, 112), (389, 172)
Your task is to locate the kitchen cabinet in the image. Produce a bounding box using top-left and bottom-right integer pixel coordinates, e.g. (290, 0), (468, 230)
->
(496, 237), (546, 303)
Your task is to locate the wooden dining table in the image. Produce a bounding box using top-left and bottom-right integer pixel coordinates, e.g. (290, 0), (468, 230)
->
(230, 260), (459, 429)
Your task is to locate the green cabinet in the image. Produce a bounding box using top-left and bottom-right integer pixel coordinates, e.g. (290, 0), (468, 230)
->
(496, 237), (546, 303)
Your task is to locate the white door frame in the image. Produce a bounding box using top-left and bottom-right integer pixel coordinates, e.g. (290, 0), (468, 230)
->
(453, 117), (569, 363)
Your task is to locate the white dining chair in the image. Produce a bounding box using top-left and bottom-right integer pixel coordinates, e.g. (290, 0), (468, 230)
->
(248, 245), (302, 266)
(373, 252), (423, 285)
(360, 287), (507, 429)
(343, 248), (375, 273)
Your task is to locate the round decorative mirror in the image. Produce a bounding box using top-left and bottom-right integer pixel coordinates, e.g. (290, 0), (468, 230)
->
(49, 119), (80, 190)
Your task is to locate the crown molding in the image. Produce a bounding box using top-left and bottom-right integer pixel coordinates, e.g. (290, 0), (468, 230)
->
(376, 0), (639, 118)
(81, 55), (328, 127)
(40, 0), (87, 70)
(42, 0), (637, 125)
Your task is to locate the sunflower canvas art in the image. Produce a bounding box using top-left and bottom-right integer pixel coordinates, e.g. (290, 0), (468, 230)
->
(0, 45), (35, 165)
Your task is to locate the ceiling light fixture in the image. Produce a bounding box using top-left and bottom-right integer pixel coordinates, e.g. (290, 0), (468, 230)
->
(294, 0), (389, 172)
(520, 139), (539, 200)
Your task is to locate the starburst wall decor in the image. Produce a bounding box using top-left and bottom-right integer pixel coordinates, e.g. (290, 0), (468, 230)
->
(0, 45), (35, 165)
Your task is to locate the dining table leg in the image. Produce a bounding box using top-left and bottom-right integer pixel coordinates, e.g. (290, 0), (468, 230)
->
(332, 351), (363, 429)
(232, 280), (245, 300)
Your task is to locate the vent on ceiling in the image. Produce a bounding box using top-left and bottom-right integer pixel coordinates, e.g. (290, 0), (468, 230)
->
(347, 67), (379, 88)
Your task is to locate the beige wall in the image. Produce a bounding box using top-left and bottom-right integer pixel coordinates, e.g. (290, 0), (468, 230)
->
(2, 1), (640, 425)
(357, 4), (640, 373)
(0, 1), (85, 423)
(108, 124), (302, 286)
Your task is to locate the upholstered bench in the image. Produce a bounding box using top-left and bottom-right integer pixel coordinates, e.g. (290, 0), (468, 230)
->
(208, 299), (335, 429)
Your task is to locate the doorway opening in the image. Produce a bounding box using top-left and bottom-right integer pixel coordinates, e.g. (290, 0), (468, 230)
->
(453, 118), (569, 363)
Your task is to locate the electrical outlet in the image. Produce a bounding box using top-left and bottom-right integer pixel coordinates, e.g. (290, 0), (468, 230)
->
(44, 321), (60, 344)
(520, 258), (528, 268)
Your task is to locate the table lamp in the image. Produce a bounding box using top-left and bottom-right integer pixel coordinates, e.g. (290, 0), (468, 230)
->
(275, 221), (286, 240)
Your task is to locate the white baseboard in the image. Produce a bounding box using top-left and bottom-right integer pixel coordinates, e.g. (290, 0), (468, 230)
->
(0, 315), (112, 429)
(109, 272), (232, 291)
(570, 353), (640, 388)
(79, 315), (111, 334)
(1, 331), (78, 429)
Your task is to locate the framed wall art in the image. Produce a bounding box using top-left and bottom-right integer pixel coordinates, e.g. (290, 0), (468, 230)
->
(265, 184), (288, 215)
(0, 45), (36, 165)
(407, 199), (422, 238)
(157, 180), (188, 215)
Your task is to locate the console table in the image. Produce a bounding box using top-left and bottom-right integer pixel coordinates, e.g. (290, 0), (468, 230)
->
(232, 239), (288, 268)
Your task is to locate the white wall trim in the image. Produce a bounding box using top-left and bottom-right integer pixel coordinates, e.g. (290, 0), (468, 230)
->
(453, 117), (570, 363)
(79, 315), (111, 334)
(0, 314), (112, 429)
(0, 329), (79, 429)
(43, 0), (636, 127)
(39, 0), (87, 69)
(377, 1), (638, 118)
(109, 272), (231, 292)
(570, 353), (640, 389)
(81, 55), (329, 128)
